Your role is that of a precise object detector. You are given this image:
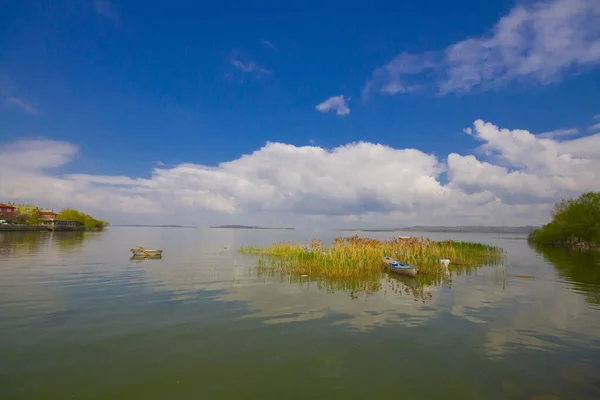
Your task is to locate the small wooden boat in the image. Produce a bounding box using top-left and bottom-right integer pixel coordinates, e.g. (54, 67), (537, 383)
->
(130, 246), (163, 257)
(383, 256), (418, 277)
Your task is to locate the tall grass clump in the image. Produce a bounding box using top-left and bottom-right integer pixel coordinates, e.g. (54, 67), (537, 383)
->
(239, 235), (503, 279)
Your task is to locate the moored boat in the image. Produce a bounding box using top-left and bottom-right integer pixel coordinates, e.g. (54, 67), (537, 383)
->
(382, 256), (418, 277)
(130, 246), (163, 257)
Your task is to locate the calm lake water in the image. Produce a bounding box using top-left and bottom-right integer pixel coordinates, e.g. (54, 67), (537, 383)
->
(1, 228), (599, 399)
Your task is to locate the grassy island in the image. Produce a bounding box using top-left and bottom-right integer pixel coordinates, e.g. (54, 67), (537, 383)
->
(528, 192), (600, 249)
(239, 235), (503, 279)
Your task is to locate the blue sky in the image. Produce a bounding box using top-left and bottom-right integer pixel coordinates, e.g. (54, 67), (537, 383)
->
(1, 0), (599, 227)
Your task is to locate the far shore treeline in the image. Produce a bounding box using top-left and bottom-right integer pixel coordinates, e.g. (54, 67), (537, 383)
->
(0, 204), (108, 230)
(528, 192), (600, 249)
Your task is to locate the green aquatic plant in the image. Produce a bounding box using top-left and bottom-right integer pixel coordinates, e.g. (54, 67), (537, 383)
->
(239, 235), (503, 279)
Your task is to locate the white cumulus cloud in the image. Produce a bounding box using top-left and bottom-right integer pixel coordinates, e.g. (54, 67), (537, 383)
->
(537, 128), (579, 139)
(1, 119), (600, 227)
(448, 120), (600, 204)
(364, 0), (600, 97)
(316, 95), (350, 116)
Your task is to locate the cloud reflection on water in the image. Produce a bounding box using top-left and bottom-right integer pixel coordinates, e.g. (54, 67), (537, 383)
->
(1, 228), (599, 361)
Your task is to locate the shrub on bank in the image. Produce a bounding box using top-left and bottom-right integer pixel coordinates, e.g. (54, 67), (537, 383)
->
(529, 192), (600, 248)
(56, 208), (109, 230)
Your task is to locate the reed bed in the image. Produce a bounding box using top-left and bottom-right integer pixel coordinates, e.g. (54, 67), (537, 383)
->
(239, 235), (503, 279)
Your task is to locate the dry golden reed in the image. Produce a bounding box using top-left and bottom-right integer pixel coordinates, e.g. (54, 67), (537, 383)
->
(240, 235), (503, 279)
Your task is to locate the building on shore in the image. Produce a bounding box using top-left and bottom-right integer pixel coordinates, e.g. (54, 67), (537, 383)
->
(53, 220), (81, 228)
(39, 209), (58, 225)
(40, 215), (82, 229)
(15, 204), (39, 215)
(0, 203), (16, 216)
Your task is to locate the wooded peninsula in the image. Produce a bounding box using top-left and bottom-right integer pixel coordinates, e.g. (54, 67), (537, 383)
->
(528, 192), (600, 249)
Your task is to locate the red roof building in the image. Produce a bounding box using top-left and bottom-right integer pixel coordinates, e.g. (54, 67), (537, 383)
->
(39, 209), (57, 221)
(0, 203), (16, 215)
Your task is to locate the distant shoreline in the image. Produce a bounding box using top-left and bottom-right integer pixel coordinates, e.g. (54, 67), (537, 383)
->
(0, 225), (99, 232)
(111, 225), (196, 228)
(210, 225), (295, 230)
(337, 226), (537, 234)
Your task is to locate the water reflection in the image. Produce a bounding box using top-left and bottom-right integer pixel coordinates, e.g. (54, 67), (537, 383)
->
(0, 231), (91, 257)
(0, 231), (98, 323)
(218, 265), (449, 330)
(130, 254), (163, 262)
(530, 242), (600, 306)
(1, 228), (600, 399)
(221, 243), (600, 358)
(2, 228), (599, 355)
(257, 268), (449, 302)
(389, 274), (449, 303)
(0, 231), (52, 257)
(52, 231), (87, 252)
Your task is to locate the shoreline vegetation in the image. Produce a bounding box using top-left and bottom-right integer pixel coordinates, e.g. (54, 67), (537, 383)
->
(0, 204), (108, 231)
(0, 225), (104, 232)
(210, 225), (295, 230)
(337, 226), (537, 234)
(239, 235), (503, 280)
(528, 192), (600, 250)
(55, 208), (109, 230)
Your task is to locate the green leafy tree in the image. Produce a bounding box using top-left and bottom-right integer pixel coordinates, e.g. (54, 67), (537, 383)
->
(56, 208), (109, 230)
(26, 209), (42, 225)
(13, 212), (29, 225)
(529, 192), (600, 246)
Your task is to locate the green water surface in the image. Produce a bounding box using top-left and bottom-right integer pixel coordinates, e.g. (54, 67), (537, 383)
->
(1, 228), (599, 399)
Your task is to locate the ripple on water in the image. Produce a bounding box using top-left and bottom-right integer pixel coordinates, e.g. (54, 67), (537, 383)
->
(1, 229), (600, 399)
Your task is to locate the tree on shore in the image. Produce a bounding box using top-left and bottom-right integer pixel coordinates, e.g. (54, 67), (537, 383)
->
(26, 209), (42, 225)
(529, 192), (600, 247)
(1, 209), (43, 225)
(16, 209), (42, 225)
(56, 208), (109, 229)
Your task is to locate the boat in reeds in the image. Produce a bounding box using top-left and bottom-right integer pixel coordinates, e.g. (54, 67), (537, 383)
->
(382, 256), (418, 277)
(130, 246), (163, 257)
